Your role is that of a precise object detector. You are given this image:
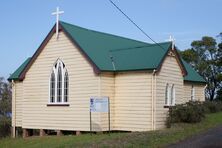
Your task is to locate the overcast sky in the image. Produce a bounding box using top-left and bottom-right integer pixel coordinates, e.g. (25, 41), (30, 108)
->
(0, 0), (221, 78)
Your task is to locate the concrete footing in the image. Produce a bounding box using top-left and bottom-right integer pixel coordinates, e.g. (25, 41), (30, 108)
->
(40, 129), (46, 136)
(76, 131), (81, 136)
(20, 128), (84, 138)
(22, 129), (29, 138)
(56, 130), (63, 136)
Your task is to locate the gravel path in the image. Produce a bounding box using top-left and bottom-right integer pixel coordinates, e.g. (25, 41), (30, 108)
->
(167, 125), (222, 148)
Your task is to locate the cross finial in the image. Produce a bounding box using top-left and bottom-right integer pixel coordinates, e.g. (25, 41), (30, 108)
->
(52, 7), (64, 40)
(167, 35), (176, 50)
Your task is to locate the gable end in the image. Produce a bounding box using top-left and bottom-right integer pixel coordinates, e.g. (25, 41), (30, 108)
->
(156, 46), (187, 76)
(19, 23), (100, 81)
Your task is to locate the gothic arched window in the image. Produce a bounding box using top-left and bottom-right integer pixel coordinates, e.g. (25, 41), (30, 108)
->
(50, 72), (55, 103)
(171, 84), (175, 106)
(57, 64), (62, 102)
(191, 85), (195, 101)
(165, 83), (169, 105)
(64, 70), (69, 102)
(49, 59), (69, 104)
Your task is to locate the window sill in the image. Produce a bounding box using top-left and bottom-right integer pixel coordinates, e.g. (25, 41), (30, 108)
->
(164, 105), (175, 108)
(164, 105), (170, 108)
(47, 103), (70, 107)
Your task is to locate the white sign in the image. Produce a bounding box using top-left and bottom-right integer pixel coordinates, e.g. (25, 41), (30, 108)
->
(90, 97), (109, 112)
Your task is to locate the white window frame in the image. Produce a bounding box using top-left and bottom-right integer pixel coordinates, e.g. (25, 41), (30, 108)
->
(171, 84), (175, 106)
(48, 59), (69, 105)
(50, 71), (56, 103)
(64, 69), (69, 102)
(165, 83), (171, 106)
(165, 83), (176, 106)
(191, 85), (195, 101)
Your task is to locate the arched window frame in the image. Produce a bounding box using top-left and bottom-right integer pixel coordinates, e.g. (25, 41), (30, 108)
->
(171, 84), (175, 106)
(165, 83), (170, 106)
(49, 59), (69, 104)
(50, 70), (55, 103)
(191, 85), (195, 101)
(64, 69), (69, 102)
(165, 83), (176, 106)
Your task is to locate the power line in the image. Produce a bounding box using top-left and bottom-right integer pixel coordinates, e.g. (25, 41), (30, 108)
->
(108, 0), (167, 50)
(109, 43), (165, 53)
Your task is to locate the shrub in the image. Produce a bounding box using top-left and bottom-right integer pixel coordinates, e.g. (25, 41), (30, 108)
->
(202, 101), (222, 113)
(166, 100), (222, 127)
(0, 116), (11, 138)
(167, 101), (205, 124)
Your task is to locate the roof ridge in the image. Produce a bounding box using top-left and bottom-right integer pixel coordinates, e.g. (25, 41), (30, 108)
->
(60, 21), (150, 45)
(109, 41), (171, 53)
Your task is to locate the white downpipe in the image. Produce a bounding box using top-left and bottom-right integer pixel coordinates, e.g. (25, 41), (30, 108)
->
(151, 72), (154, 130)
(154, 70), (157, 130)
(151, 69), (157, 130)
(12, 80), (16, 138)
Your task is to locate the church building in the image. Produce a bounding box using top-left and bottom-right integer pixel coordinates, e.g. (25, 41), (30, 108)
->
(8, 20), (206, 137)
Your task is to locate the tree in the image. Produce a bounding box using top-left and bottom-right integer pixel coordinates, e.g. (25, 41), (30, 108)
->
(181, 35), (222, 101)
(215, 33), (222, 100)
(0, 77), (12, 138)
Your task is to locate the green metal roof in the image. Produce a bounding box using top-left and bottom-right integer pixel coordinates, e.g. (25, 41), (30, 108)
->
(182, 59), (206, 83)
(60, 21), (164, 71)
(8, 57), (31, 81)
(8, 21), (206, 83)
(110, 42), (171, 71)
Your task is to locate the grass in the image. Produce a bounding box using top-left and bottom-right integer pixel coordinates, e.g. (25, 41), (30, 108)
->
(1, 112), (222, 148)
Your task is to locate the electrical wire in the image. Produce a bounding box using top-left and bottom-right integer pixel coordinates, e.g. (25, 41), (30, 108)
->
(108, 0), (167, 50)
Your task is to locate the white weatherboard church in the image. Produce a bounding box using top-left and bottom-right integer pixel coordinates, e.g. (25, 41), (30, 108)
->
(9, 8), (206, 137)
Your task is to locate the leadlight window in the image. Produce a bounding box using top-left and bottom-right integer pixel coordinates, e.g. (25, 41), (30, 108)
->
(49, 59), (69, 104)
(171, 84), (175, 106)
(191, 85), (195, 101)
(50, 72), (55, 102)
(64, 71), (68, 102)
(57, 65), (62, 102)
(165, 83), (175, 106)
(165, 83), (169, 105)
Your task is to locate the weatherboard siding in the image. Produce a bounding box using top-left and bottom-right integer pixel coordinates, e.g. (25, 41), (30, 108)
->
(184, 83), (205, 101)
(183, 83), (191, 102)
(12, 81), (23, 127)
(195, 85), (205, 101)
(22, 31), (100, 131)
(114, 72), (153, 131)
(155, 55), (184, 129)
(100, 73), (115, 131)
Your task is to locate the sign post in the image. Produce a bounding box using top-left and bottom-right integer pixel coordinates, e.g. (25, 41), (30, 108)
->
(90, 97), (110, 135)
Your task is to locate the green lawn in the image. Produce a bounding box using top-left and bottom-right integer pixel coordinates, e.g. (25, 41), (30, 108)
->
(1, 112), (222, 148)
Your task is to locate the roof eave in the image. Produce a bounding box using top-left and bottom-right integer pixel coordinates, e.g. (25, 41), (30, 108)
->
(7, 77), (22, 82)
(174, 47), (188, 76)
(156, 44), (188, 76)
(17, 22), (101, 81)
(184, 79), (207, 84)
(18, 24), (57, 81)
(59, 22), (101, 75)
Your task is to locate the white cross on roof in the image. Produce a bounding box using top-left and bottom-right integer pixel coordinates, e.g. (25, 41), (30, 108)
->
(166, 35), (176, 50)
(52, 7), (64, 40)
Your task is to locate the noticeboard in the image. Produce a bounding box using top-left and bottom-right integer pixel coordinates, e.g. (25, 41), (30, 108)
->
(90, 97), (109, 112)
